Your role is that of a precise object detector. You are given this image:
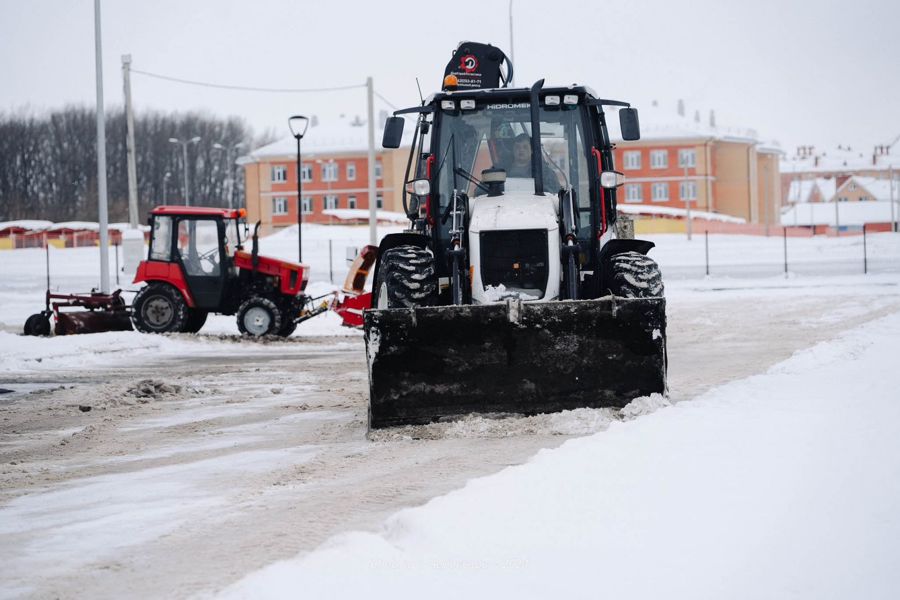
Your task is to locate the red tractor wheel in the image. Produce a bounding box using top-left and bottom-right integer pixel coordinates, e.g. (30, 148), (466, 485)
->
(132, 283), (189, 334)
(237, 296), (282, 337)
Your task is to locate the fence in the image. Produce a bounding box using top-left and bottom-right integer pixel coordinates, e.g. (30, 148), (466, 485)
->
(657, 225), (899, 280)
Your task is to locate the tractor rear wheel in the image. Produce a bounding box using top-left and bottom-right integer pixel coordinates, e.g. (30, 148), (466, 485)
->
(375, 246), (437, 309)
(24, 313), (51, 337)
(237, 296), (282, 337)
(132, 283), (189, 334)
(183, 309), (208, 334)
(604, 251), (664, 298)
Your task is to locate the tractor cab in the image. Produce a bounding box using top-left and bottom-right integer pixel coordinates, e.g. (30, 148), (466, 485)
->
(140, 206), (246, 310)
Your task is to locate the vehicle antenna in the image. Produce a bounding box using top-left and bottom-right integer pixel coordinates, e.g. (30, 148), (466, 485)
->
(416, 77), (425, 105)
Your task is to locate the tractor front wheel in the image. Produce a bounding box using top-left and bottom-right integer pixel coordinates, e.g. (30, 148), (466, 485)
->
(237, 296), (282, 337)
(132, 283), (189, 334)
(375, 246), (437, 309)
(603, 251), (665, 298)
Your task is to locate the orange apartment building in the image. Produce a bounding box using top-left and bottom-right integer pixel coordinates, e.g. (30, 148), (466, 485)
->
(613, 102), (782, 228)
(239, 115), (410, 234)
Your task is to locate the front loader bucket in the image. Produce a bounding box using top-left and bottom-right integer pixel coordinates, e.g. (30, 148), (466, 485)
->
(364, 296), (666, 429)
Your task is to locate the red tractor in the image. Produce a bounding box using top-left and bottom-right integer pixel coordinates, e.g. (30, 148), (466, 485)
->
(130, 206), (330, 336)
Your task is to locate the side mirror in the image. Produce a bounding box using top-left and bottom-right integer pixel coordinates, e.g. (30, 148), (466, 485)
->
(619, 108), (641, 141)
(405, 178), (430, 196)
(600, 171), (626, 189)
(382, 116), (405, 149)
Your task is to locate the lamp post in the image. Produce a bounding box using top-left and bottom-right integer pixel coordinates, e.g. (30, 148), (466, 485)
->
(168, 136), (201, 206)
(162, 171), (171, 205)
(213, 142), (245, 209)
(289, 115), (310, 262)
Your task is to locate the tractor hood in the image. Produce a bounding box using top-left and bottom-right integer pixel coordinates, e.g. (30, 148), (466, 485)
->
(467, 189), (559, 234)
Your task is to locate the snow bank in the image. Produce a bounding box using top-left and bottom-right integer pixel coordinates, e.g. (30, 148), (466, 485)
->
(222, 312), (900, 600)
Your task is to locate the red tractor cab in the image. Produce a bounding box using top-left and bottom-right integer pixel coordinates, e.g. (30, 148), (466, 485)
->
(132, 206), (330, 336)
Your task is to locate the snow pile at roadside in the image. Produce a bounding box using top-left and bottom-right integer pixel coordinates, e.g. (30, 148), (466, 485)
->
(222, 312), (900, 600)
(0, 331), (224, 373)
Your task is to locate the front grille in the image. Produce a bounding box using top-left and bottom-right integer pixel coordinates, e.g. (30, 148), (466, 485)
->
(479, 230), (549, 295)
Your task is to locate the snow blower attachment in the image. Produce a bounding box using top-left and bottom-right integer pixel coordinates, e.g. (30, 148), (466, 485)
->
(363, 41), (666, 429)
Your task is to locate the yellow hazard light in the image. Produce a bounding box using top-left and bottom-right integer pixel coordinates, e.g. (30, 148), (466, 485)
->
(238, 208), (247, 217)
(443, 74), (459, 89)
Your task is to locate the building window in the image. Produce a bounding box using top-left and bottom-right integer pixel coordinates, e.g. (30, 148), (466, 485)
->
(623, 151), (641, 170)
(624, 183), (643, 203)
(348, 195), (357, 209)
(301, 197), (313, 214)
(346, 162), (357, 181)
(321, 162), (338, 182)
(375, 160), (383, 180)
(650, 150), (668, 169)
(838, 196), (849, 202)
(376, 193), (384, 209)
(324, 195), (339, 210)
(272, 165), (287, 183)
(651, 182), (669, 202)
(272, 197), (289, 215)
(300, 164), (313, 182)
(849, 182), (857, 191)
(678, 149), (696, 168)
(680, 181), (697, 200)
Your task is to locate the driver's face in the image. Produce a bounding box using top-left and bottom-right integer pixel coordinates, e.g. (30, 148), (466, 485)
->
(513, 139), (531, 164)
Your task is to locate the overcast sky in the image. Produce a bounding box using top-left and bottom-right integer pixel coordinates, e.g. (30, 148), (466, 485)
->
(1, 0), (898, 155)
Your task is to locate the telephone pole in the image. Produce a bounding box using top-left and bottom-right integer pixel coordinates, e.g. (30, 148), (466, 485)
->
(122, 54), (139, 228)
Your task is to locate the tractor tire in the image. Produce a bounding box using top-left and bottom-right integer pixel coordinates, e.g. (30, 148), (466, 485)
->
(183, 309), (208, 334)
(604, 251), (665, 298)
(375, 246), (438, 309)
(277, 319), (297, 338)
(237, 296), (282, 337)
(24, 313), (51, 337)
(132, 283), (189, 334)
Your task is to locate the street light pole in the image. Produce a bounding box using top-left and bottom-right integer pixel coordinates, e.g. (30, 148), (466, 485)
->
(289, 115), (310, 263)
(93, 0), (110, 294)
(169, 136), (201, 206)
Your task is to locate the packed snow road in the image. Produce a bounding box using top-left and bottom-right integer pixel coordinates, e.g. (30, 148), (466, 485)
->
(2, 275), (899, 598)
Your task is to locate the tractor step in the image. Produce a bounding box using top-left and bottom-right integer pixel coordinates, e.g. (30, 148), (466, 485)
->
(364, 296), (667, 429)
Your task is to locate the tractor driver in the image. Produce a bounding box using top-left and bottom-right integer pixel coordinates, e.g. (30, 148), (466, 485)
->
(505, 133), (561, 192)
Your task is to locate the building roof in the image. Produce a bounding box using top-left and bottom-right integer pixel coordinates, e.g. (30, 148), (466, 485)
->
(781, 145), (900, 174)
(786, 177), (837, 203)
(240, 114), (416, 163)
(0, 220), (54, 232)
(837, 176), (899, 201)
(613, 101), (766, 146)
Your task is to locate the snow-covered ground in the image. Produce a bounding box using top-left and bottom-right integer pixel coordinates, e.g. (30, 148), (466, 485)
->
(1, 227), (900, 598)
(224, 312), (900, 600)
